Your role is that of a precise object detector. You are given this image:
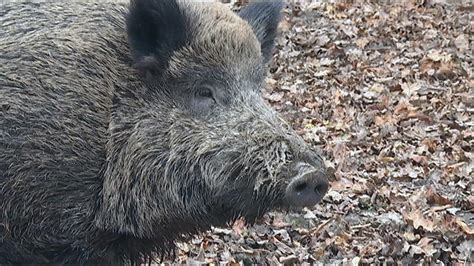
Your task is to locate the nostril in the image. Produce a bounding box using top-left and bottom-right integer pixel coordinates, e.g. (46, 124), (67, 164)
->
(313, 180), (329, 197)
(314, 183), (324, 193)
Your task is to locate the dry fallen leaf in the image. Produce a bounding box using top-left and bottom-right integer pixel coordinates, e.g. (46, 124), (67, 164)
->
(403, 209), (436, 232)
(426, 187), (452, 206)
(232, 219), (247, 236)
(454, 34), (469, 51)
(455, 218), (474, 238)
(417, 237), (437, 256)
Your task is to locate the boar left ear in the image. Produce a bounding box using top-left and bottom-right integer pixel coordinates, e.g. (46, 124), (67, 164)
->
(126, 0), (188, 76)
(239, 1), (285, 63)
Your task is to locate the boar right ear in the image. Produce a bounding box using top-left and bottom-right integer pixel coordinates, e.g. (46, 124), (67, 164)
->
(239, 1), (285, 64)
(126, 0), (188, 76)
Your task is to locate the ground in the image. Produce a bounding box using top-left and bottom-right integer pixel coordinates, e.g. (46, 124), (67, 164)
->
(166, 1), (473, 264)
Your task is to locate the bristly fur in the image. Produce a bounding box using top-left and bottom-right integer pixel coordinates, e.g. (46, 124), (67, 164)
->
(0, 0), (324, 264)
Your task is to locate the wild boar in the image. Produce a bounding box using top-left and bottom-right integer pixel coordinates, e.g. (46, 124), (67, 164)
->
(0, 0), (329, 264)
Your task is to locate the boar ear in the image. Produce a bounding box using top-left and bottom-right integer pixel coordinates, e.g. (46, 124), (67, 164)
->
(126, 0), (188, 76)
(239, 1), (284, 63)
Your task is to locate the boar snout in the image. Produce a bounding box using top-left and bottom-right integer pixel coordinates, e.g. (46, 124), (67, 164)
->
(284, 153), (329, 207)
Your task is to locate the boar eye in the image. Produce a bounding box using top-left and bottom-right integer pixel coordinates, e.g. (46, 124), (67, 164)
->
(191, 86), (216, 114)
(196, 87), (214, 100)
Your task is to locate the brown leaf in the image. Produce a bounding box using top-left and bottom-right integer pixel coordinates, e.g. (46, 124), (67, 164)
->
(426, 187), (452, 206)
(355, 37), (370, 49)
(403, 209), (436, 232)
(374, 113), (396, 126)
(435, 61), (458, 80)
(403, 231), (419, 242)
(232, 218), (247, 236)
(420, 138), (438, 153)
(278, 19), (292, 32)
(272, 216), (291, 229)
(389, 83), (403, 92)
(411, 155), (429, 167)
(455, 218), (474, 238)
(394, 100), (416, 117)
(417, 237), (437, 256)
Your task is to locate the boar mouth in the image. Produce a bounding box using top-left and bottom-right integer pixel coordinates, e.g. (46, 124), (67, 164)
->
(208, 178), (287, 225)
(208, 165), (329, 225)
(191, 142), (329, 226)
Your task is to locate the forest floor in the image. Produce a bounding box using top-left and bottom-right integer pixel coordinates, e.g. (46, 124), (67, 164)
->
(165, 1), (473, 264)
